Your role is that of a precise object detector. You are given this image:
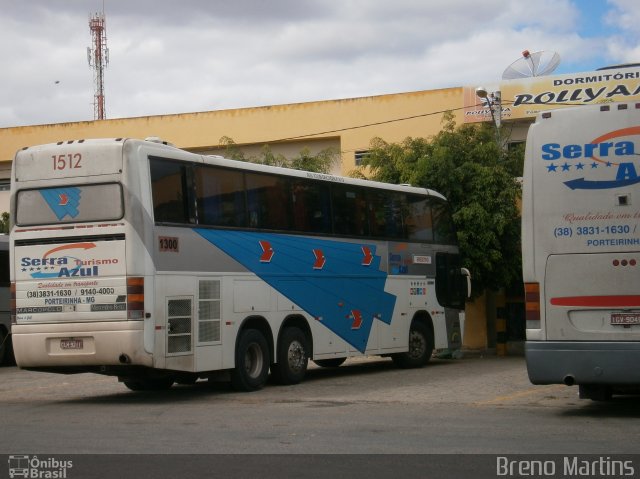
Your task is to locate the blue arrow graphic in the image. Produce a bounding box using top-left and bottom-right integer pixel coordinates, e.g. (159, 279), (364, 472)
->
(195, 229), (397, 352)
(564, 177), (640, 190)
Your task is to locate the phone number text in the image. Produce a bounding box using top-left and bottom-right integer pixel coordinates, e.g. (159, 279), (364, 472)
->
(554, 225), (634, 238)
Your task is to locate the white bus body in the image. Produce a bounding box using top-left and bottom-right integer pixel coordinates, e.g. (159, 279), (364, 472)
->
(11, 138), (469, 391)
(522, 102), (640, 400)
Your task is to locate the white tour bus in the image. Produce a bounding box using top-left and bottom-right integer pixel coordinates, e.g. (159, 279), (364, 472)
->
(522, 101), (640, 400)
(11, 137), (470, 391)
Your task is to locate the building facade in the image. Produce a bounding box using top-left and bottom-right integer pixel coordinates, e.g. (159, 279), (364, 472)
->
(1, 65), (638, 350)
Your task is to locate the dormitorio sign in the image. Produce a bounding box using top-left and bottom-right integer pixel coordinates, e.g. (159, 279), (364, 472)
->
(463, 66), (640, 123)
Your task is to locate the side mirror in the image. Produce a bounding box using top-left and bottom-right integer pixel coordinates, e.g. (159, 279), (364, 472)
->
(460, 267), (471, 299)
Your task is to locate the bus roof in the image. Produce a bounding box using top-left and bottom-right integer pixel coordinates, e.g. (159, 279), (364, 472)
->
(16, 137), (448, 202)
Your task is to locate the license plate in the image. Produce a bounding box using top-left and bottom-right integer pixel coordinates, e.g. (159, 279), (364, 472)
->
(611, 313), (640, 325)
(60, 338), (83, 350)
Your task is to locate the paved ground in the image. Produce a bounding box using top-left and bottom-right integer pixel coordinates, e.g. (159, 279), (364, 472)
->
(2, 354), (639, 455)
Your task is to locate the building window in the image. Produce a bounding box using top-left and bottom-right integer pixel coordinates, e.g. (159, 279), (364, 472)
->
(507, 141), (525, 152)
(354, 150), (371, 166)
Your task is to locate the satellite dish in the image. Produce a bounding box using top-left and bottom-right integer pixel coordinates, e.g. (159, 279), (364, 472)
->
(502, 50), (561, 80)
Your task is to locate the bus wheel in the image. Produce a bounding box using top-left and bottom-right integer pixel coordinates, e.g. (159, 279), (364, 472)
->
(313, 358), (346, 368)
(123, 377), (175, 391)
(392, 321), (434, 369)
(231, 328), (270, 392)
(272, 327), (309, 385)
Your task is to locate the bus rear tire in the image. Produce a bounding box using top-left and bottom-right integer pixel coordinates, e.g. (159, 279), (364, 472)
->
(231, 328), (270, 392)
(313, 358), (346, 368)
(272, 327), (309, 385)
(392, 321), (434, 369)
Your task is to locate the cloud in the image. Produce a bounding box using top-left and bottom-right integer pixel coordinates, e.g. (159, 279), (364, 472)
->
(0, 0), (632, 128)
(604, 0), (640, 65)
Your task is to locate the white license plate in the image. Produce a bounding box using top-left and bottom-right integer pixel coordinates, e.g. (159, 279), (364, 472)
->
(611, 313), (640, 325)
(60, 338), (83, 350)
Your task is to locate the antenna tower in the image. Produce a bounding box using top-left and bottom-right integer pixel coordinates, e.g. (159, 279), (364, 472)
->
(88, 11), (109, 120)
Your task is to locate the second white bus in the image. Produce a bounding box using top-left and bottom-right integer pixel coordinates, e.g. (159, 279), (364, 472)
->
(522, 101), (640, 400)
(11, 138), (470, 391)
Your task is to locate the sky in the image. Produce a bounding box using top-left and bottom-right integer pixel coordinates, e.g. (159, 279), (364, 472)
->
(0, 0), (638, 128)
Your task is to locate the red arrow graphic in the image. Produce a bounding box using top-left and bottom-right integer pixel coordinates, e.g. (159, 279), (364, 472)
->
(313, 249), (326, 269)
(259, 240), (274, 262)
(58, 193), (69, 206)
(43, 242), (96, 259)
(350, 310), (363, 330)
(361, 246), (373, 266)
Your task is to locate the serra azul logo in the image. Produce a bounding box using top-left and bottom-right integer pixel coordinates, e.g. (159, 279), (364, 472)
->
(541, 140), (635, 161)
(540, 126), (640, 190)
(21, 243), (119, 279)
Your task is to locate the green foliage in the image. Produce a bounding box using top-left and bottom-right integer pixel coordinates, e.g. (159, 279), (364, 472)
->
(355, 113), (523, 296)
(219, 136), (338, 173)
(0, 212), (9, 234)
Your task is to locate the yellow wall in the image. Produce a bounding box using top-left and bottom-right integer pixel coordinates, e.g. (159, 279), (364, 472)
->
(0, 85), (496, 351)
(0, 86), (464, 178)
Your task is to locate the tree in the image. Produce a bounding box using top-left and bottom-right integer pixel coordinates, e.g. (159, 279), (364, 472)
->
(219, 136), (338, 173)
(355, 112), (523, 296)
(0, 212), (9, 234)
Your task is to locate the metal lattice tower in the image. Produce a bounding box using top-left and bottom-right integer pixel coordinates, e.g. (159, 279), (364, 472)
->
(87, 12), (109, 120)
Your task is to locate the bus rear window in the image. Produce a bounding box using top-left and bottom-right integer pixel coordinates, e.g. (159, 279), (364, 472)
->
(16, 183), (123, 226)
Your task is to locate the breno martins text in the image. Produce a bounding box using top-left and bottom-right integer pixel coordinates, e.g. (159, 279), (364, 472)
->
(496, 456), (635, 477)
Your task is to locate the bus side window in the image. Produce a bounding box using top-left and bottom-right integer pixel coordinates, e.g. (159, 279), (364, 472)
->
(245, 173), (292, 230)
(195, 165), (246, 227)
(150, 158), (192, 224)
(290, 179), (331, 234)
(406, 195), (434, 242)
(368, 191), (407, 240)
(332, 185), (369, 236)
(431, 199), (457, 245)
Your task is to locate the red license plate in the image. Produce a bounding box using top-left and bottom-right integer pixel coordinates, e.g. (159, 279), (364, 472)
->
(60, 338), (83, 350)
(611, 313), (640, 325)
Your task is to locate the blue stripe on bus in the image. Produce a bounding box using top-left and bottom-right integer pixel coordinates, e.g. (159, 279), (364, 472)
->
(194, 229), (397, 352)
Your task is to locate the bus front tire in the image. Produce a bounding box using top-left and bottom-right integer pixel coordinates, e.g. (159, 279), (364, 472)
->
(272, 327), (309, 385)
(231, 328), (270, 392)
(392, 321), (434, 369)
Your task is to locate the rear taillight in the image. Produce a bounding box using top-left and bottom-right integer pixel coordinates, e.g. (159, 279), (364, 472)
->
(525, 282), (540, 325)
(10, 282), (16, 324)
(127, 277), (144, 319)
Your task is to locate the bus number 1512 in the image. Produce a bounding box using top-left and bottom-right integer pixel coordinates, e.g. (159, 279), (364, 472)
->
(52, 153), (82, 171)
